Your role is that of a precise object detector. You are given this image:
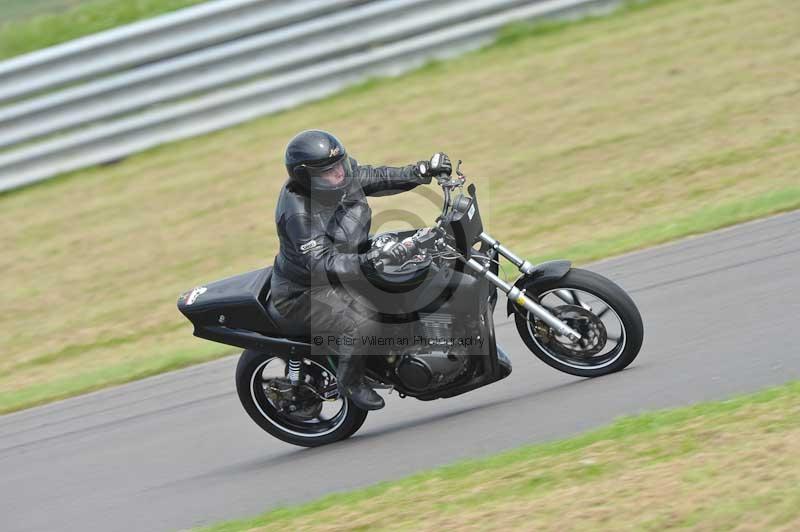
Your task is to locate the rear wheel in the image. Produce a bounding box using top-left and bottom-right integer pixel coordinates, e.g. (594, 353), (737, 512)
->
(514, 268), (643, 377)
(236, 350), (368, 447)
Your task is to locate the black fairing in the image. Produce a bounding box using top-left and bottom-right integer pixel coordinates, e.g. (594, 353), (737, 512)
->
(505, 259), (572, 316)
(178, 268), (274, 334)
(413, 294), (510, 401)
(177, 267), (314, 358)
(446, 184), (483, 260)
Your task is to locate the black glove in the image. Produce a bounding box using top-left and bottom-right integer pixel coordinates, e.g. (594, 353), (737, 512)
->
(384, 241), (411, 264)
(415, 152), (452, 182)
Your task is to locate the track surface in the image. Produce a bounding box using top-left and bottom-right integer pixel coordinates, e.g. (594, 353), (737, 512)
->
(2, 211), (799, 532)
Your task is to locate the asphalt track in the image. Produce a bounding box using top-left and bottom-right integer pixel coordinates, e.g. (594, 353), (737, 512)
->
(2, 211), (799, 532)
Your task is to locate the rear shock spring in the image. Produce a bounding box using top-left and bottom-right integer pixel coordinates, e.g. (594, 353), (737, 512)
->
(287, 358), (302, 385)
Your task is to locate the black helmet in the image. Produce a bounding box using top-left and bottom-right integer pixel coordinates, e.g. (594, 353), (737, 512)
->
(284, 130), (353, 195)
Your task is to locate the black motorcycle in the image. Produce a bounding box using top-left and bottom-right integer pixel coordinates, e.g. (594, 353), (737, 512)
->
(177, 163), (644, 447)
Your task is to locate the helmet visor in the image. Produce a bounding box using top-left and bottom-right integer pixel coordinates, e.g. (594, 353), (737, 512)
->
(304, 157), (352, 191)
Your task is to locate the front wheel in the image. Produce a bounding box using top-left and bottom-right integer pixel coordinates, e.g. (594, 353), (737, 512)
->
(236, 350), (368, 447)
(514, 268), (644, 377)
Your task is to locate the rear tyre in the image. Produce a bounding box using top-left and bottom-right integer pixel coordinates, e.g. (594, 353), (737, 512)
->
(236, 350), (368, 447)
(514, 268), (643, 377)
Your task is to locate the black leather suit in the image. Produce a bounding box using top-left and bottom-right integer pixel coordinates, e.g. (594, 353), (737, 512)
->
(270, 158), (429, 350)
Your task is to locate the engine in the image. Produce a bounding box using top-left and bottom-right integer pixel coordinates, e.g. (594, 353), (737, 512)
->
(394, 313), (472, 393)
(395, 351), (471, 392)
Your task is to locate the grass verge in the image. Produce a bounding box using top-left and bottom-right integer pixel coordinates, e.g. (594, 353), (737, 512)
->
(199, 380), (800, 531)
(1, 0), (799, 413)
(0, 0), (206, 60)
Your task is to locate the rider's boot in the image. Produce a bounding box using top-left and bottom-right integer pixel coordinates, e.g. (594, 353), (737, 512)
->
(337, 349), (385, 411)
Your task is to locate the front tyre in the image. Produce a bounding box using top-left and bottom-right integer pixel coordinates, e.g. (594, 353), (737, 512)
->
(236, 350), (368, 447)
(514, 268), (643, 378)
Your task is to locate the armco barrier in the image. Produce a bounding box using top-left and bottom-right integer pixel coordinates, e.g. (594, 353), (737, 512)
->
(0, 0), (618, 192)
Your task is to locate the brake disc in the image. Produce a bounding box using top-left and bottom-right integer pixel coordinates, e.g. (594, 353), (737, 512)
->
(535, 305), (607, 357)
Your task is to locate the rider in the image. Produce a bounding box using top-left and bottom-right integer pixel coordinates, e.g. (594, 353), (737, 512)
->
(270, 129), (451, 411)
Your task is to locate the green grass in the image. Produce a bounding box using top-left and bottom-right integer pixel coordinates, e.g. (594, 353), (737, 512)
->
(199, 381), (800, 531)
(1, 0), (799, 414)
(533, 186), (800, 264)
(0, 0), (82, 24)
(0, 0), (207, 60)
(0, 340), (228, 413)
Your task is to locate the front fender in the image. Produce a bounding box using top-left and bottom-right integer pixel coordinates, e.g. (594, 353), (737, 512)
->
(505, 260), (572, 316)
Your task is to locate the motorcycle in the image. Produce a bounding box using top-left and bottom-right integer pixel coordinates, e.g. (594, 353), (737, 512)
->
(177, 162), (644, 447)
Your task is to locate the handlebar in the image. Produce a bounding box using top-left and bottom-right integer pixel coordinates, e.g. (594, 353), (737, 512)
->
(368, 161), (467, 273)
(371, 226), (443, 272)
(436, 172), (458, 186)
(436, 169), (465, 187)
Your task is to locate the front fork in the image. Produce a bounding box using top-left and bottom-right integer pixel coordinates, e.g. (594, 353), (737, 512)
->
(462, 232), (582, 342)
